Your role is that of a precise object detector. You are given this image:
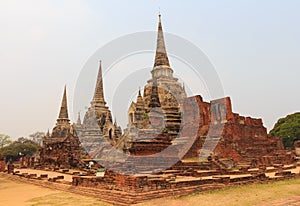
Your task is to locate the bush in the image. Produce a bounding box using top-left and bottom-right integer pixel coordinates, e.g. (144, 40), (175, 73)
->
(269, 112), (300, 149)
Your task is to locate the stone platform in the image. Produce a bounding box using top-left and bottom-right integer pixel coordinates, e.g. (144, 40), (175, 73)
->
(1, 164), (299, 206)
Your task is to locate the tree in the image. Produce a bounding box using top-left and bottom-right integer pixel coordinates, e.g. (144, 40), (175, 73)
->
(29, 132), (45, 146)
(269, 112), (300, 149)
(0, 137), (40, 161)
(0, 134), (12, 148)
(14, 137), (36, 145)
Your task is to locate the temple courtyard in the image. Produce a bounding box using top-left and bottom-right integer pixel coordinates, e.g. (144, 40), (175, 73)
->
(1, 172), (300, 206)
(0, 162), (300, 205)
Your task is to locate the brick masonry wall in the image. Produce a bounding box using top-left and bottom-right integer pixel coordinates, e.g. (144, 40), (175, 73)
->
(181, 95), (293, 165)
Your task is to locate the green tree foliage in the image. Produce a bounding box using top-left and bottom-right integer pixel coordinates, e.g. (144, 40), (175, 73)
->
(0, 137), (40, 161)
(269, 112), (300, 149)
(0, 134), (12, 148)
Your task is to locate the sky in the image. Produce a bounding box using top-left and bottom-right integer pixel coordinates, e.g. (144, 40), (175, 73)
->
(0, 0), (299, 139)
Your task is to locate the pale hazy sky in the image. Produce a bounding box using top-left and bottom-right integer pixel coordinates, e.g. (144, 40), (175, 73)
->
(0, 0), (299, 139)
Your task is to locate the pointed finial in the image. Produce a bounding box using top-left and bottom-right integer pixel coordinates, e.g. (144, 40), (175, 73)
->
(46, 129), (50, 137)
(114, 116), (117, 125)
(92, 60), (106, 106)
(58, 85), (69, 120)
(77, 111), (82, 125)
(154, 13), (170, 67)
(136, 86), (145, 109)
(138, 87), (141, 97)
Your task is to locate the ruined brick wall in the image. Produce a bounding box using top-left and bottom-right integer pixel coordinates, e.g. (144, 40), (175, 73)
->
(0, 159), (6, 172)
(180, 96), (208, 159)
(181, 95), (290, 165)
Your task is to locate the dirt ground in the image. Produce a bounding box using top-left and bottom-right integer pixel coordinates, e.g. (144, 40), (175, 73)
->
(0, 177), (109, 206)
(1, 176), (300, 206)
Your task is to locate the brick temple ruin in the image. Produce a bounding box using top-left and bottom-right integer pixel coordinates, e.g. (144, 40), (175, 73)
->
(38, 86), (84, 169)
(73, 14), (292, 170)
(1, 14), (298, 206)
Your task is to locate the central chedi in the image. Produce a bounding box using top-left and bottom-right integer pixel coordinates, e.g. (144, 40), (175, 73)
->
(118, 14), (187, 155)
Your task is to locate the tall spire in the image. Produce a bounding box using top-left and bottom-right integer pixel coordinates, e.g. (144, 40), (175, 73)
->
(148, 78), (161, 108)
(91, 60), (106, 106)
(57, 85), (70, 125)
(76, 111), (81, 125)
(154, 14), (170, 67)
